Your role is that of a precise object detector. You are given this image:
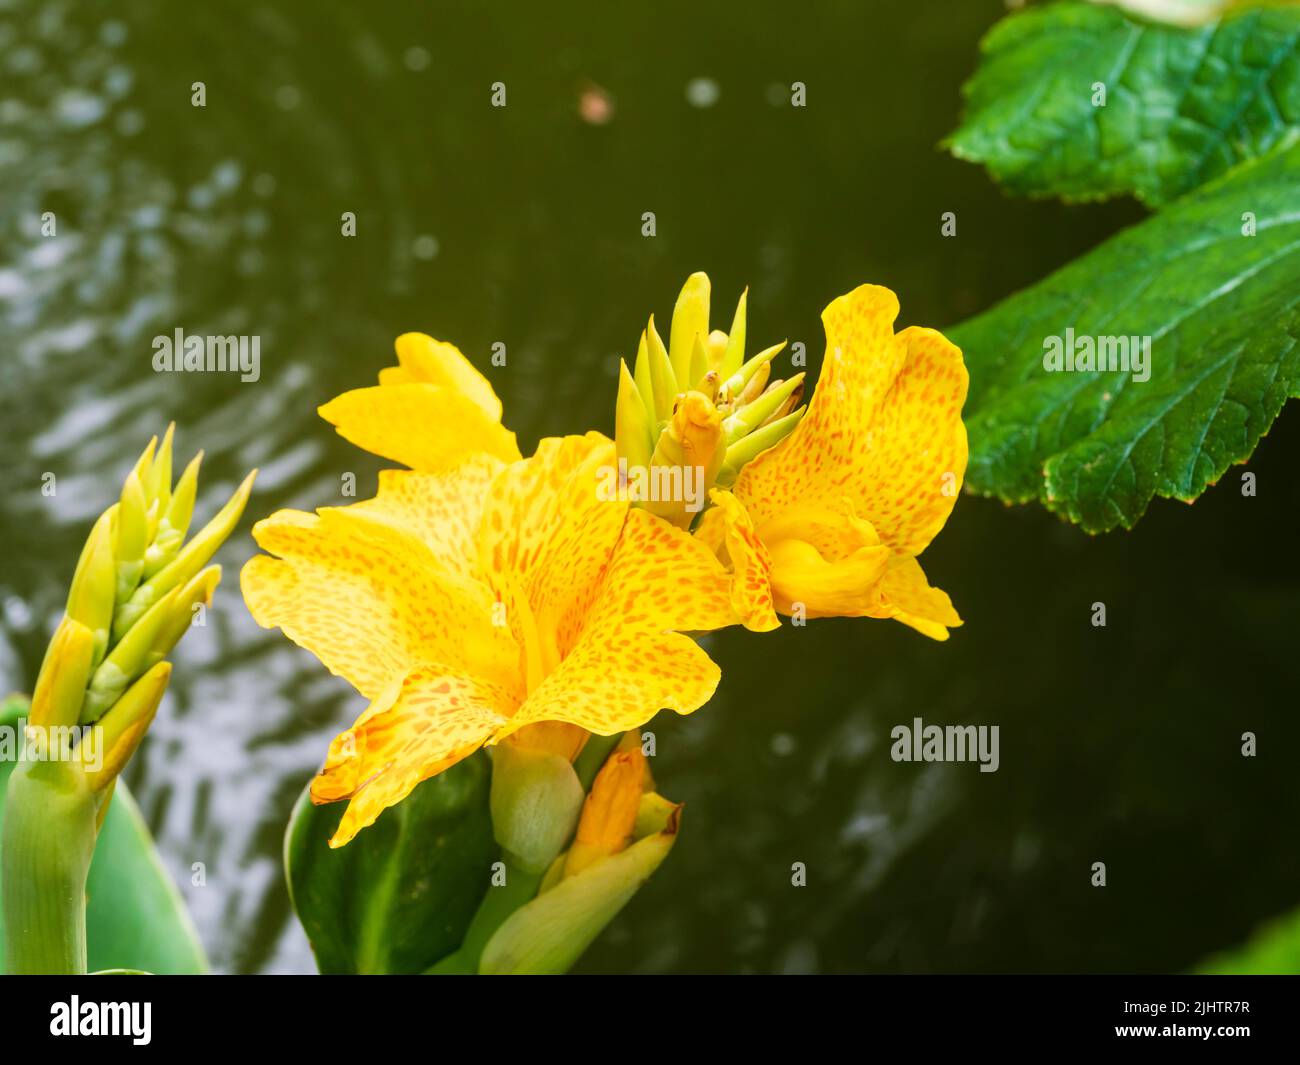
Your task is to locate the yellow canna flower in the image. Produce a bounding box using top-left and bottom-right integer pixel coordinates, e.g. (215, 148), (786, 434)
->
(317, 332), (521, 471)
(695, 283), (968, 639)
(241, 432), (738, 847)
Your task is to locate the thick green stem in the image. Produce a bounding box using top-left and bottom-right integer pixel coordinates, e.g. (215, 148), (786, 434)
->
(2, 760), (97, 974)
(451, 857), (543, 973)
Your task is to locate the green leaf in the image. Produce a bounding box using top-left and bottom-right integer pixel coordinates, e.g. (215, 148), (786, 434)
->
(284, 750), (497, 974)
(84, 784), (208, 974)
(1197, 903), (1300, 973)
(947, 2), (1300, 205)
(0, 694), (208, 974)
(951, 136), (1300, 533)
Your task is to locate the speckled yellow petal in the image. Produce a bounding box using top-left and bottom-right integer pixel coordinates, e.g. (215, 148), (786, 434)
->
(346, 455), (506, 582)
(477, 433), (627, 664)
(241, 508), (517, 699)
(699, 489), (779, 632)
(735, 284), (906, 529)
(860, 325), (968, 556)
(389, 332), (504, 422)
(499, 630), (720, 739)
(864, 555), (962, 641)
(736, 286), (966, 556)
(319, 383), (521, 471)
(497, 508), (735, 738)
(316, 665), (518, 847)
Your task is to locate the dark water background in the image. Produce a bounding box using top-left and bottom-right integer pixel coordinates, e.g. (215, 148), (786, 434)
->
(3, 0), (1298, 973)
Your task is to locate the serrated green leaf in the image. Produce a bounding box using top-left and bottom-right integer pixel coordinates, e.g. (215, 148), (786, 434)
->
(951, 136), (1300, 533)
(0, 694), (208, 975)
(947, 2), (1300, 205)
(284, 751), (497, 974)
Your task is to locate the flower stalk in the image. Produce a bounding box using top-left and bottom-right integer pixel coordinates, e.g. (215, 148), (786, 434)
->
(2, 429), (254, 974)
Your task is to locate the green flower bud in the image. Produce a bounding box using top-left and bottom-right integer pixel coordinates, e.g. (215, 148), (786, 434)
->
(113, 470), (254, 641)
(488, 741), (585, 875)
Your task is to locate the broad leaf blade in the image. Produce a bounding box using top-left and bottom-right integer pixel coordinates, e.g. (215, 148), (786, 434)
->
(947, 2), (1300, 205)
(284, 751), (497, 974)
(84, 784), (208, 974)
(952, 137), (1300, 533)
(0, 694), (208, 974)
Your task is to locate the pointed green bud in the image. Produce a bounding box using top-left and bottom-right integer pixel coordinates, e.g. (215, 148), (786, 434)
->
(489, 741), (585, 875)
(688, 333), (710, 394)
(668, 272), (710, 389)
(736, 358), (772, 406)
(645, 316), (676, 424)
(723, 340), (785, 401)
(83, 588), (180, 724)
(479, 796), (681, 975)
(83, 662), (171, 794)
(131, 435), (158, 486)
(143, 451), (202, 580)
(65, 510), (116, 664)
(615, 360), (654, 472)
(721, 288), (748, 379)
(114, 470), (148, 606)
(724, 373), (805, 444)
(29, 616), (97, 731)
(144, 423), (175, 517)
(632, 332), (656, 423)
(143, 565), (220, 672)
(113, 470), (255, 642)
(717, 405), (806, 487)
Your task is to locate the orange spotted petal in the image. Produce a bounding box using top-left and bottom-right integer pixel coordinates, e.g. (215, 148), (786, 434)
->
(476, 433), (628, 664)
(498, 508), (737, 739)
(346, 455), (506, 583)
(699, 489), (779, 632)
(735, 286), (967, 557)
(316, 665), (519, 847)
(241, 507), (518, 700)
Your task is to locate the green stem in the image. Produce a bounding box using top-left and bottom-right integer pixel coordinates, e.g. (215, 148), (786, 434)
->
(451, 856), (543, 973)
(2, 761), (97, 974)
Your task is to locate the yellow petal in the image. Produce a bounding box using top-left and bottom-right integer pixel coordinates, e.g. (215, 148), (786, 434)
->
(389, 332), (504, 422)
(315, 666), (517, 847)
(319, 383), (521, 471)
(861, 325), (968, 556)
(497, 508), (735, 739)
(864, 555), (963, 641)
(766, 534), (891, 618)
(241, 508), (517, 700)
(735, 287), (966, 557)
(345, 455), (506, 582)
(477, 434), (627, 667)
(698, 489), (779, 632)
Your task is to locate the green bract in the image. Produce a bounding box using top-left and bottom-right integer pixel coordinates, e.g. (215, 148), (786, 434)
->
(284, 752), (498, 974)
